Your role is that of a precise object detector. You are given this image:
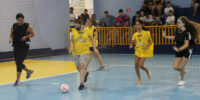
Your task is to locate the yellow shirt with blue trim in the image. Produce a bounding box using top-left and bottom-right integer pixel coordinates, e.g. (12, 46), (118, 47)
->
(85, 26), (98, 47)
(132, 31), (154, 58)
(72, 28), (90, 55)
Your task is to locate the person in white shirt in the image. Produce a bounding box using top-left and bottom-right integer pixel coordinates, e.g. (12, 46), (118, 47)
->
(152, 14), (162, 25)
(164, 1), (174, 16)
(70, 7), (76, 28)
(139, 10), (146, 23)
(144, 13), (153, 25)
(165, 10), (175, 25)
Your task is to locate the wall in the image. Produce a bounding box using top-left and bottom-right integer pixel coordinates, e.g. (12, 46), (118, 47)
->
(94, 0), (191, 20)
(94, 0), (143, 19)
(168, 0), (191, 8)
(0, 0), (69, 52)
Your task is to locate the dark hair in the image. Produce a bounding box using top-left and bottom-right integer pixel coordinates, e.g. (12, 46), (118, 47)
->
(135, 20), (147, 30)
(84, 9), (88, 12)
(104, 11), (108, 14)
(136, 11), (140, 14)
(167, 1), (171, 4)
(179, 16), (199, 41)
(16, 13), (24, 19)
(119, 9), (123, 13)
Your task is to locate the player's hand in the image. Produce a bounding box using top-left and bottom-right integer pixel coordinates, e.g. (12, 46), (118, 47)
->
(173, 46), (179, 52)
(94, 47), (98, 53)
(68, 48), (73, 53)
(21, 36), (27, 41)
(9, 38), (13, 44)
(162, 31), (166, 38)
(129, 45), (133, 49)
(143, 46), (148, 50)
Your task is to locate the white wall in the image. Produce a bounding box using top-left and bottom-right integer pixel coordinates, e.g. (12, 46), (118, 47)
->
(0, 0), (69, 52)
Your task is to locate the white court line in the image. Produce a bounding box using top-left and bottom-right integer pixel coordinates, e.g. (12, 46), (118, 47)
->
(108, 65), (200, 69)
(0, 71), (78, 86)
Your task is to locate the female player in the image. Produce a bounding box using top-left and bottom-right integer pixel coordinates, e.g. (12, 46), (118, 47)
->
(68, 22), (94, 90)
(163, 16), (200, 86)
(130, 20), (153, 85)
(85, 18), (106, 71)
(9, 13), (34, 86)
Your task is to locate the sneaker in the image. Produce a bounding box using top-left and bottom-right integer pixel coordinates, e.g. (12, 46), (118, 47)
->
(78, 84), (85, 90)
(98, 66), (106, 71)
(84, 72), (89, 83)
(26, 70), (34, 79)
(14, 80), (21, 86)
(177, 81), (185, 86)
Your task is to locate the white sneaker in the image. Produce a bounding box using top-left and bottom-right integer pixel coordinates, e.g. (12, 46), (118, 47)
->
(177, 81), (185, 86)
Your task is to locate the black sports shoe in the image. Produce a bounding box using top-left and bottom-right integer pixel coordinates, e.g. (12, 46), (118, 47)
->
(84, 72), (89, 83)
(78, 84), (85, 90)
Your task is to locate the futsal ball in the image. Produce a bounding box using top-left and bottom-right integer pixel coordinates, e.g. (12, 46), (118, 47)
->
(60, 84), (69, 93)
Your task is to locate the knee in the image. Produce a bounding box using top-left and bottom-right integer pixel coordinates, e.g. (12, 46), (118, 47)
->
(173, 66), (180, 70)
(17, 66), (22, 72)
(94, 50), (100, 55)
(195, 3), (199, 7)
(139, 63), (144, 68)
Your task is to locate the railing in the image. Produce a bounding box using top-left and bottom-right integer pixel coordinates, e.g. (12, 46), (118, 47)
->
(68, 25), (200, 47)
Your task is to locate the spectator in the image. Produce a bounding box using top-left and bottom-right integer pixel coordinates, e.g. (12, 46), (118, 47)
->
(91, 14), (97, 26)
(115, 9), (130, 27)
(101, 11), (115, 27)
(139, 10), (146, 23)
(144, 13), (153, 25)
(164, 1), (174, 16)
(142, 0), (154, 14)
(165, 10), (175, 25)
(81, 9), (90, 25)
(132, 11), (140, 26)
(153, 0), (165, 17)
(69, 7), (76, 28)
(191, 0), (200, 16)
(152, 14), (162, 25)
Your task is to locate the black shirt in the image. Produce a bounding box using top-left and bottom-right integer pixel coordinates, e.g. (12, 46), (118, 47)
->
(174, 29), (195, 49)
(12, 23), (30, 46)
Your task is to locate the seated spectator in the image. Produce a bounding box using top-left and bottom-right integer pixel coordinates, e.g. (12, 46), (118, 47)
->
(152, 14), (162, 25)
(132, 11), (140, 26)
(69, 7), (76, 28)
(81, 9), (89, 25)
(142, 0), (154, 14)
(115, 9), (130, 27)
(144, 13), (153, 25)
(153, 0), (165, 17)
(164, 1), (174, 17)
(191, 0), (200, 16)
(165, 10), (175, 25)
(101, 11), (115, 27)
(139, 10), (146, 23)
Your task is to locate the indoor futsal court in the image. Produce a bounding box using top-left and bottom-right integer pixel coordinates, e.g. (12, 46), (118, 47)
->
(1, 0), (200, 100)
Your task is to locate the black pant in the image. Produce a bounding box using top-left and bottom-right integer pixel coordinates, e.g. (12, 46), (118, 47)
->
(14, 44), (29, 72)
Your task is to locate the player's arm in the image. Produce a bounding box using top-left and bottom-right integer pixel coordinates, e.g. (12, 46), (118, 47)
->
(93, 29), (98, 43)
(178, 40), (189, 51)
(9, 28), (13, 44)
(21, 25), (35, 41)
(162, 31), (175, 40)
(144, 35), (153, 49)
(68, 36), (74, 53)
(130, 36), (135, 49)
(88, 34), (96, 49)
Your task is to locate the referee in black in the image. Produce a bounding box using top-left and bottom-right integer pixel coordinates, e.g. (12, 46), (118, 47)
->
(9, 13), (34, 86)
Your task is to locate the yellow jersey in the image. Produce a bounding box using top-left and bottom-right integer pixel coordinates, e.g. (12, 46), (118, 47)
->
(132, 31), (154, 58)
(71, 28), (90, 55)
(85, 26), (98, 47)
